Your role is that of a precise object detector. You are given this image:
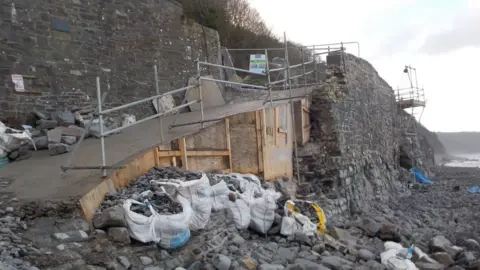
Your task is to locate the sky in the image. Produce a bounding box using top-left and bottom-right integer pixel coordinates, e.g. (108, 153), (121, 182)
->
(248, 0), (480, 132)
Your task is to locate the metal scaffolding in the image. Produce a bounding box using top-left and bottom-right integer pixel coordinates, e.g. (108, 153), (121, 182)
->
(396, 65), (426, 135)
(61, 32), (358, 182)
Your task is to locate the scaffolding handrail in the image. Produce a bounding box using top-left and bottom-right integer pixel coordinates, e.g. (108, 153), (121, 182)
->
(197, 61), (266, 76)
(101, 85), (198, 115)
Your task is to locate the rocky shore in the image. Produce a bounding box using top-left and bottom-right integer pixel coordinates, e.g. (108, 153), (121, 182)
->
(0, 166), (479, 270)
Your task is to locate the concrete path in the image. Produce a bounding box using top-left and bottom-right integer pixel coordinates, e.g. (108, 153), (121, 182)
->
(0, 87), (313, 200)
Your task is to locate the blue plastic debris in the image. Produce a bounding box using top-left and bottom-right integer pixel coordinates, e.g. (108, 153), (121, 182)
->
(410, 167), (433, 184)
(467, 185), (480, 193)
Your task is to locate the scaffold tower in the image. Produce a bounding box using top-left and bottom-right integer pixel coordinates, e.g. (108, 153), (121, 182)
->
(396, 65), (426, 137)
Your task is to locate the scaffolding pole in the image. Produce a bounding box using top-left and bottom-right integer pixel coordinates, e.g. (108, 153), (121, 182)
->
(284, 32), (301, 182)
(96, 77), (107, 177)
(153, 64), (164, 143)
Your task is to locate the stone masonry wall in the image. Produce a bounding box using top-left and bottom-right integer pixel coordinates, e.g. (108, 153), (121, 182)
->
(297, 53), (432, 219)
(0, 0), (221, 122)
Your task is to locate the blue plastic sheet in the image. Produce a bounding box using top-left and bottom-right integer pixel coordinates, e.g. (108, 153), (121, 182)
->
(467, 186), (480, 193)
(410, 167), (433, 184)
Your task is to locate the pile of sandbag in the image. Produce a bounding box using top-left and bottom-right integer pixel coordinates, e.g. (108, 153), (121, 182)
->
(97, 168), (328, 249)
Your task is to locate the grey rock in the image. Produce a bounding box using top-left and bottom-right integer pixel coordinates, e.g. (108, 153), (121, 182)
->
(58, 126), (85, 139)
(415, 262), (444, 270)
(156, 250), (171, 261)
(212, 254), (231, 270)
(430, 235), (453, 253)
(48, 143), (72, 156)
(290, 259), (330, 270)
(144, 267), (163, 270)
(431, 252), (454, 266)
(363, 260), (386, 270)
(117, 256), (131, 269)
(312, 243), (326, 254)
(465, 239), (480, 251)
(61, 135), (77, 145)
(52, 110), (75, 127)
(36, 119), (58, 130)
(359, 218), (381, 237)
(358, 249), (374, 261)
(52, 230), (89, 243)
(278, 247), (299, 262)
(31, 136), (48, 150)
(93, 206), (127, 229)
(321, 256), (352, 270)
(140, 256), (153, 266)
(47, 128), (63, 143)
(259, 264), (285, 270)
(86, 266), (107, 270)
(107, 227), (131, 244)
(33, 111), (48, 120)
(231, 235), (245, 245)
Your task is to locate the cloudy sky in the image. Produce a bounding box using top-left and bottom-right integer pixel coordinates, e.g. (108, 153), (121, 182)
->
(248, 0), (479, 132)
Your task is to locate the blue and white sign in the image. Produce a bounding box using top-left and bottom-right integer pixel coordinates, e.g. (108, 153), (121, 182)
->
(249, 54), (266, 74)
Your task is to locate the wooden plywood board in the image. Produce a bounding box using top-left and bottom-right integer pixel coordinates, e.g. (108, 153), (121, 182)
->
(110, 149), (156, 189)
(80, 178), (116, 222)
(187, 156), (228, 172)
(255, 110), (264, 172)
(230, 124), (260, 174)
(179, 138), (188, 170)
(185, 121), (226, 150)
(225, 118), (233, 173)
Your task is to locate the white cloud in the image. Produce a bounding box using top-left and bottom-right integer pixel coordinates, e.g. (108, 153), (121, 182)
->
(248, 0), (480, 132)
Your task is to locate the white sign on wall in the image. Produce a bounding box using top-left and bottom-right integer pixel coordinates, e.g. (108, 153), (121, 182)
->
(11, 74), (25, 92)
(249, 54), (266, 74)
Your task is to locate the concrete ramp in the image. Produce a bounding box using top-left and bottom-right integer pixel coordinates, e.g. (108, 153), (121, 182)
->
(186, 76), (226, 111)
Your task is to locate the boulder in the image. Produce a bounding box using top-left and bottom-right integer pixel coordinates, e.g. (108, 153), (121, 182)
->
(378, 222), (401, 242)
(31, 136), (48, 150)
(52, 110), (75, 127)
(107, 227), (131, 244)
(212, 254), (231, 270)
(465, 239), (480, 251)
(415, 262), (445, 270)
(36, 119), (58, 130)
(321, 256), (353, 270)
(47, 128), (63, 143)
(61, 136), (77, 145)
(48, 143), (72, 156)
(92, 206), (127, 229)
(359, 218), (381, 237)
(431, 252), (454, 266)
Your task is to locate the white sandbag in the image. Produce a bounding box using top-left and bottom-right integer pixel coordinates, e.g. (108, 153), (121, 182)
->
(280, 200), (317, 236)
(384, 241), (404, 251)
(280, 214), (317, 236)
(152, 173), (212, 231)
(226, 173), (263, 201)
(212, 194), (229, 212)
(225, 197), (251, 229)
(380, 242), (418, 270)
(123, 195), (192, 249)
(249, 194), (277, 234)
(210, 180), (230, 211)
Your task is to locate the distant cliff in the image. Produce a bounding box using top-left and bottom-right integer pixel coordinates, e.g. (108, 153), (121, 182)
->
(437, 132), (480, 154)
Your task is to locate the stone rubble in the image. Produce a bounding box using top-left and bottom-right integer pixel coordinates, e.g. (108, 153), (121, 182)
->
(1, 108), (136, 164)
(0, 166), (479, 270)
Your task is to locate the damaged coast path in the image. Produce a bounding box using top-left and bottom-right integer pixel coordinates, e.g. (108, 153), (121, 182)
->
(1, 166), (480, 270)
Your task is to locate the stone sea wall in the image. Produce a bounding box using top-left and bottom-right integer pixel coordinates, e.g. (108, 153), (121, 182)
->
(297, 53), (435, 218)
(0, 0), (221, 122)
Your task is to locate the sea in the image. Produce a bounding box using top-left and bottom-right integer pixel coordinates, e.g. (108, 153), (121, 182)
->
(445, 153), (480, 168)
